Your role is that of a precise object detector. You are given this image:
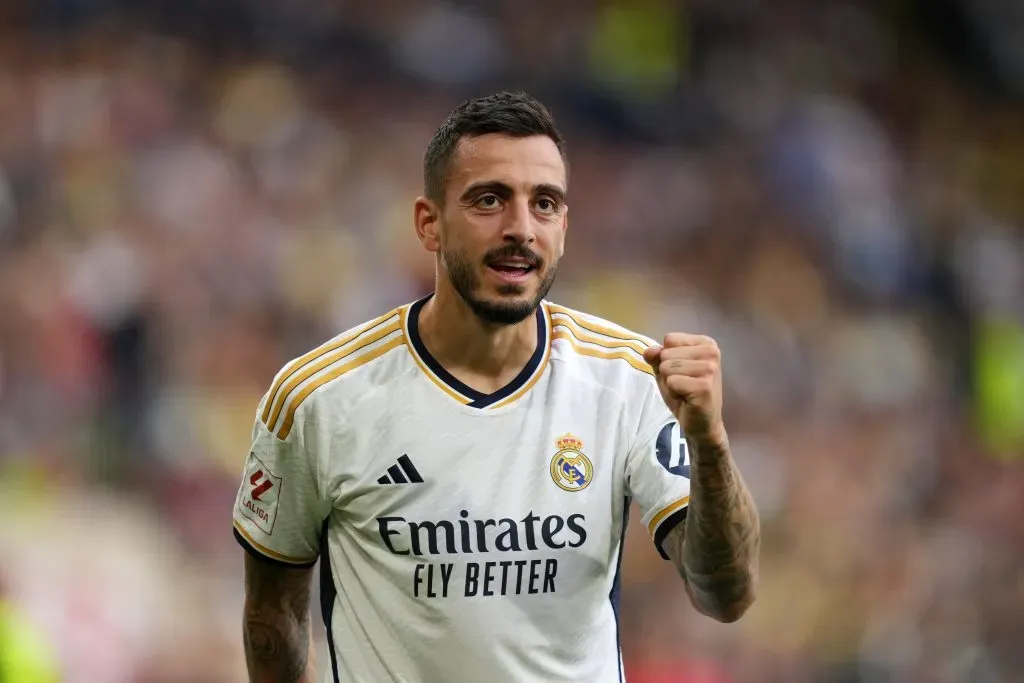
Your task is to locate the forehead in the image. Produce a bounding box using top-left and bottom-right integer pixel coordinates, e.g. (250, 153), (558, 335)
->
(447, 134), (566, 195)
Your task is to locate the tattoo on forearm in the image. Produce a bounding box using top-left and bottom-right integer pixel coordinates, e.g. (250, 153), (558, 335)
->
(667, 436), (760, 620)
(243, 557), (312, 683)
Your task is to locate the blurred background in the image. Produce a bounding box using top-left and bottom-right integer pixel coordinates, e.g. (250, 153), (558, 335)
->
(0, 0), (1021, 681)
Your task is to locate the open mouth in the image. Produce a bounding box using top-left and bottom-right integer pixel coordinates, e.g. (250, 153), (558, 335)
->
(487, 259), (536, 280)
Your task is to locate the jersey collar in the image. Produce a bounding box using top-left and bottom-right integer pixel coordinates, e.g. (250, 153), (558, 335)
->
(404, 295), (551, 409)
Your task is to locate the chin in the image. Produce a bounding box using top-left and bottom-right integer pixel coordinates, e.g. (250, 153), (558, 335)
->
(465, 292), (538, 326)
(492, 282), (531, 297)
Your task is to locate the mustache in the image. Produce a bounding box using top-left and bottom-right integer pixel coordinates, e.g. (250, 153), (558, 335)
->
(483, 244), (543, 268)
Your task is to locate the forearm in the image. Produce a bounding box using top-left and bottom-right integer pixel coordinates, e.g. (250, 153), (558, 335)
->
(243, 601), (316, 683)
(677, 431), (760, 621)
(242, 554), (317, 683)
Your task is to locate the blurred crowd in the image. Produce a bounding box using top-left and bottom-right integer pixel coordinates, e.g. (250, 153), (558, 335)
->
(0, 0), (1021, 682)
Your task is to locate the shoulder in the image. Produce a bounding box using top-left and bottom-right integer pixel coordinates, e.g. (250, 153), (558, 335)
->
(258, 305), (408, 440)
(545, 301), (657, 380)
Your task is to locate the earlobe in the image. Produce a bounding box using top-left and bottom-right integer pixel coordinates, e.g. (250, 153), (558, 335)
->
(414, 197), (442, 253)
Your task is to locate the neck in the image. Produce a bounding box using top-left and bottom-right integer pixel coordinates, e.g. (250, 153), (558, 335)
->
(417, 284), (540, 385)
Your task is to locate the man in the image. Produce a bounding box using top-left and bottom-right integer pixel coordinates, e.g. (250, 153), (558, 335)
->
(233, 91), (760, 683)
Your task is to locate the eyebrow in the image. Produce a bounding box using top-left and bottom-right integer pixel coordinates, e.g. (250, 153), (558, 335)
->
(459, 181), (567, 205)
(535, 183), (567, 205)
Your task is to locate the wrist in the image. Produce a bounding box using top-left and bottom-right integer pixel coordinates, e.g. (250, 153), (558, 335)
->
(690, 423), (729, 453)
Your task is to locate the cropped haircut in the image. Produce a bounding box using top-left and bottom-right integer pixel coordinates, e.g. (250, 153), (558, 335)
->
(423, 91), (567, 204)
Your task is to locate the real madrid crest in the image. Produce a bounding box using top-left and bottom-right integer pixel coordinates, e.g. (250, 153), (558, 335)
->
(550, 433), (593, 492)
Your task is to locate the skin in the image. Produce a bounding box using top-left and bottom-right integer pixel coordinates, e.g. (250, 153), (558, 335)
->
(242, 555), (317, 683)
(412, 134), (568, 394)
(241, 132), (759, 680)
(645, 337), (761, 622)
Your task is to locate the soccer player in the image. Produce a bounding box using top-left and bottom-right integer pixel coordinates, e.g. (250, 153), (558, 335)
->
(233, 91), (760, 683)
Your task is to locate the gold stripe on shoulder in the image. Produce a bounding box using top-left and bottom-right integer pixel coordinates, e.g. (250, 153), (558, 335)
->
(547, 305), (651, 353)
(233, 520), (318, 565)
(552, 329), (654, 376)
(276, 335), (405, 440)
(261, 309), (400, 426)
(266, 319), (401, 431)
(647, 496), (690, 537)
(551, 317), (647, 357)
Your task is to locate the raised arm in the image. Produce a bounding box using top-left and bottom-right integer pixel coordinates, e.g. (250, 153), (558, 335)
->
(661, 431), (759, 622)
(243, 556), (317, 683)
(643, 334), (760, 622)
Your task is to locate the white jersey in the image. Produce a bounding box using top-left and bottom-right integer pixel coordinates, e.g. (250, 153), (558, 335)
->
(232, 296), (692, 683)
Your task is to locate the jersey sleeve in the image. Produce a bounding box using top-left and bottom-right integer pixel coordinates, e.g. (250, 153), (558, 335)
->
(625, 375), (692, 560)
(232, 397), (328, 568)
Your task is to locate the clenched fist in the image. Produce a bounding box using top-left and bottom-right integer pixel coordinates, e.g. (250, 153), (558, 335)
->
(643, 334), (726, 446)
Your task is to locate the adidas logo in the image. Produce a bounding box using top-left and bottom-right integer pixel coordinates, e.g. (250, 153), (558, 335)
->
(377, 454), (424, 485)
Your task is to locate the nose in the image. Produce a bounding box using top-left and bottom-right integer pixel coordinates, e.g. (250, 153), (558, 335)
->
(501, 197), (535, 244)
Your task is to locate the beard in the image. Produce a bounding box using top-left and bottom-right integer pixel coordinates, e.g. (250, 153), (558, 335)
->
(441, 242), (558, 326)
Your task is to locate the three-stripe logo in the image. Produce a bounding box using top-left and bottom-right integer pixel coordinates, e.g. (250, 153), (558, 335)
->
(377, 454), (424, 485)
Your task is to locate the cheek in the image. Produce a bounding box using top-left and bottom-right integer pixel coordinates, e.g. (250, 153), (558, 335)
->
(544, 225), (566, 259)
(451, 217), (494, 250)
(442, 232), (484, 265)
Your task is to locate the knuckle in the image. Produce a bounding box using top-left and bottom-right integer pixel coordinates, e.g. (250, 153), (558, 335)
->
(662, 348), (689, 362)
(664, 332), (692, 347)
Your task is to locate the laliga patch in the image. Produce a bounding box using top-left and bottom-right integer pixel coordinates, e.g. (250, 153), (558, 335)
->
(239, 452), (282, 535)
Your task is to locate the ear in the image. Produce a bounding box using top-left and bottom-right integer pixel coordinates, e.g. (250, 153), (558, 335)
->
(414, 196), (442, 253)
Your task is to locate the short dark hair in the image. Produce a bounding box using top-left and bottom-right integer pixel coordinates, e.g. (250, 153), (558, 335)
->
(423, 91), (567, 203)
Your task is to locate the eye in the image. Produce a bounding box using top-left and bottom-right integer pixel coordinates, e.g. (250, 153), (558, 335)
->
(536, 197), (559, 213)
(476, 194), (501, 209)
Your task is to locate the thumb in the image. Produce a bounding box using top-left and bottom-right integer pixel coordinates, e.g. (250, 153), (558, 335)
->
(643, 345), (663, 373)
